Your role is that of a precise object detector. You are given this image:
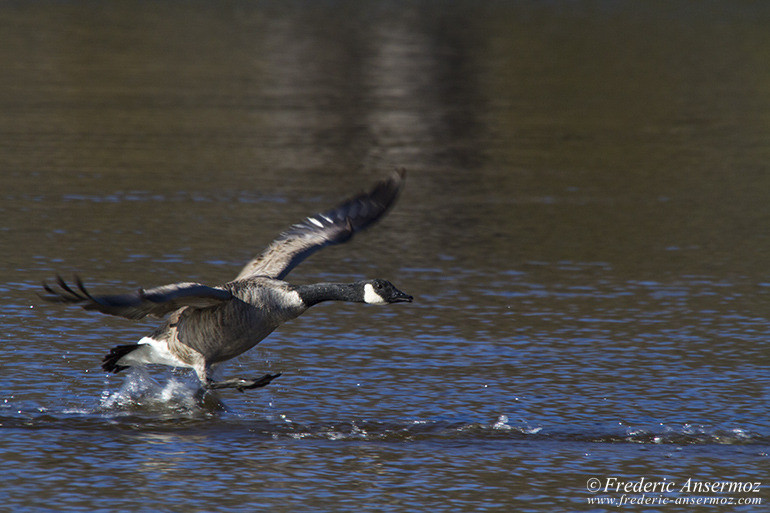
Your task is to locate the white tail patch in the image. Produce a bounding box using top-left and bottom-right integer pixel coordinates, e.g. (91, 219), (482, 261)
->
(121, 336), (188, 368)
(363, 283), (387, 305)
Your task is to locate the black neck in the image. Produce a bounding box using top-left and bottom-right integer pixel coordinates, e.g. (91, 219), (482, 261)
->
(294, 282), (362, 307)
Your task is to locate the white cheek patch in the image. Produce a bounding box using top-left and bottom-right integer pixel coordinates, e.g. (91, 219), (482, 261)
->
(363, 283), (387, 305)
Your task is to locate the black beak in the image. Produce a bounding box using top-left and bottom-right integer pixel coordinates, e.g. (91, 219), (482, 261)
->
(391, 289), (413, 303)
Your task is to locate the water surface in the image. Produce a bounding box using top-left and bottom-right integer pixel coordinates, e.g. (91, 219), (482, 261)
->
(1, 2), (768, 511)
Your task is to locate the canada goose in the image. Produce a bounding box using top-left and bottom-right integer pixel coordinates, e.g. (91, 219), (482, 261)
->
(41, 170), (412, 392)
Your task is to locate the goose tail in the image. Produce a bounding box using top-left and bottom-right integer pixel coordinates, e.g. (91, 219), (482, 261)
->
(102, 344), (141, 373)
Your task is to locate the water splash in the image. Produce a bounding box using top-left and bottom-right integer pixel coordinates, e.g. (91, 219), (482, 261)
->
(99, 368), (200, 412)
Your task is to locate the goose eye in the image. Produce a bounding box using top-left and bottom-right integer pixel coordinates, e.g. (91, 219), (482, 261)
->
(374, 281), (383, 290)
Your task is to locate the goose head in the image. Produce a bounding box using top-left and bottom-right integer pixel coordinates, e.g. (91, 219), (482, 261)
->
(362, 279), (413, 305)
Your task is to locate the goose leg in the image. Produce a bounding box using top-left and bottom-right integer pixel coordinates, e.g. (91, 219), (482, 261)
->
(206, 372), (282, 392)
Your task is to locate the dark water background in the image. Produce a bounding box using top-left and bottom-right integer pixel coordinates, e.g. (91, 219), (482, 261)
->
(1, 2), (768, 511)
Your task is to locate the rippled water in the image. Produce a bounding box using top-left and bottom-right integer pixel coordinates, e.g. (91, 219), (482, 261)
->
(1, 2), (768, 511)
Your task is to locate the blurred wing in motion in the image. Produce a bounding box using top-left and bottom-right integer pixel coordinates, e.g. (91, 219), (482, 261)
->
(236, 169), (406, 281)
(41, 275), (233, 320)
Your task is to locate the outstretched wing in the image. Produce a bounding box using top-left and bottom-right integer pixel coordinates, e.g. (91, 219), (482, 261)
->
(236, 169), (406, 281)
(40, 275), (233, 320)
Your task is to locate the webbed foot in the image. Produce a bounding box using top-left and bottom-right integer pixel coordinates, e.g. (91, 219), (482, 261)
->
(206, 372), (282, 392)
